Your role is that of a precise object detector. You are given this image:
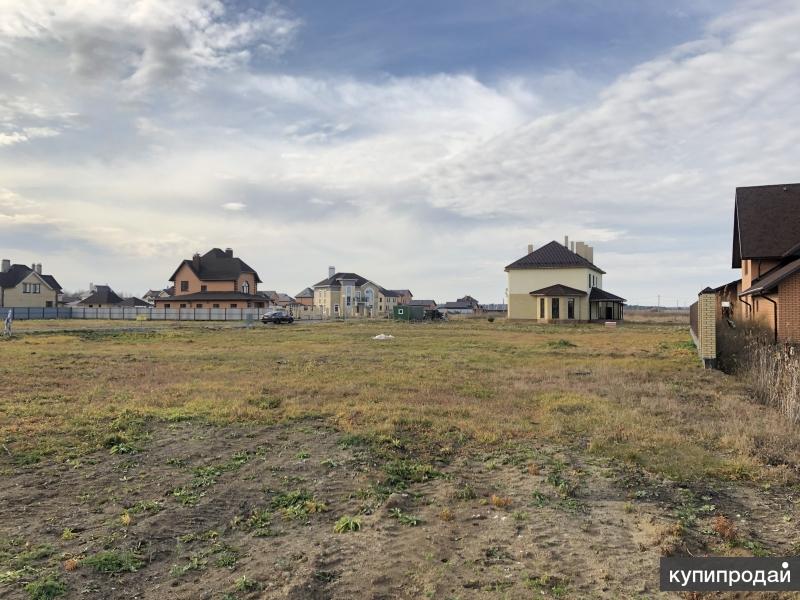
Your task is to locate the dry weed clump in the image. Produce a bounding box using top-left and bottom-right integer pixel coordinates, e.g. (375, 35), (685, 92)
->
(489, 495), (513, 508)
(710, 515), (737, 541)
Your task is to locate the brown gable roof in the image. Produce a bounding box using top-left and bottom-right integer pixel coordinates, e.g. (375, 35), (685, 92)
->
(529, 284), (587, 297)
(732, 183), (800, 268)
(169, 248), (262, 283)
(505, 241), (605, 273)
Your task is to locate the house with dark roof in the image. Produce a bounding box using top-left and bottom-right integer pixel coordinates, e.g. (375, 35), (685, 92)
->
(505, 237), (625, 321)
(311, 266), (405, 317)
(77, 285), (150, 308)
(725, 183), (800, 342)
(154, 248), (266, 309)
(391, 289), (413, 304)
(408, 299), (437, 310)
(294, 287), (315, 308)
(0, 260), (62, 308)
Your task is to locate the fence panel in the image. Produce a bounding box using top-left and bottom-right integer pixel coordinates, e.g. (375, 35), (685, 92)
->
(7, 306), (339, 322)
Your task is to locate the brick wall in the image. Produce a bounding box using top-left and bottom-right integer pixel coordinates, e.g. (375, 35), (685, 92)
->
(778, 271), (800, 342)
(697, 291), (716, 367)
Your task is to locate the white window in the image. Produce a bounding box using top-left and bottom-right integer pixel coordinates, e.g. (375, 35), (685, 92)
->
(241, 281), (250, 294)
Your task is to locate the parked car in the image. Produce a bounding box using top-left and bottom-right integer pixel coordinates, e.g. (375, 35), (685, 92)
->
(261, 310), (294, 324)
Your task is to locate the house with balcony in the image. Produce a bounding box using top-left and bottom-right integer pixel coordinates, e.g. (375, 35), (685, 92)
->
(505, 237), (625, 321)
(154, 248), (266, 309)
(311, 267), (403, 317)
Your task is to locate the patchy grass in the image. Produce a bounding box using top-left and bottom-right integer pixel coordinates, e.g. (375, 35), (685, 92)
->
(2, 320), (797, 482)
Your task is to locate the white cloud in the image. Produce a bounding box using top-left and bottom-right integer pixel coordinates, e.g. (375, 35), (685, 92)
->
(0, 0), (301, 89)
(1, 1), (800, 303)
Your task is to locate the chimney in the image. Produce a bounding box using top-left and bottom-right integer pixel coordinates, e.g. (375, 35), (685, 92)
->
(31, 263), (36, 271)
(527, 244), (533, 254)
(35, 263), (42, 274)
(564, 235), (569, 248)
(570, 241), (575, 252)
(225, 248), (233, 258)
(585, 245), (594, 263)
(1, 259), (9, 273)
(90, 282), (96, 292)
(328, 266), (335, 279)
(192, 252), (201, 270)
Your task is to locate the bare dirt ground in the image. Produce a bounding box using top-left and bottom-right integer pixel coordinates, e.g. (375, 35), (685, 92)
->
(2, 419), (798, 600)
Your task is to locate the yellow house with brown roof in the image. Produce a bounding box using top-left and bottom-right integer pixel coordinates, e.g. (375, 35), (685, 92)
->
(505, 237), (625, 321)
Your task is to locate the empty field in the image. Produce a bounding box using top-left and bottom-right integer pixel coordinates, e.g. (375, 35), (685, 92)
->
(1, 320), (798, 599)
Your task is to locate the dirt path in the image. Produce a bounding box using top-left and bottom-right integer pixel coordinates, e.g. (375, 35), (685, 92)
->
(1, 421), (797, 599)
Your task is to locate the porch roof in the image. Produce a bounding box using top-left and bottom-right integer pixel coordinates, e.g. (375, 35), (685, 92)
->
(529, 284), (587, 297)
(588, 288), (626, 303)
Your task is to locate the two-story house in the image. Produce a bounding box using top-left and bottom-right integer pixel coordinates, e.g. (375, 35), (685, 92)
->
(729, 183), (800, 342)
(154, 248), (266, 309)
(505, 237), (625, 321)
(0, 260), (62, 308)
(312, 267), (402, 317)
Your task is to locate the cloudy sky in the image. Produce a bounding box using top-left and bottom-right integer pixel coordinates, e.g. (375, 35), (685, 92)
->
(1, 0), (799, 305)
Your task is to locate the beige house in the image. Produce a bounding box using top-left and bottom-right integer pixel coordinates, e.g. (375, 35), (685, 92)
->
(0, 260), (61, 308)
(312, 267), (402, 317)
(154, 248), (266, 309)
(505, 238), (625, 321)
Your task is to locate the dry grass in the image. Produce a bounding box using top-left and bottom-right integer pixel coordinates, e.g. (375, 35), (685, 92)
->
(625, 309), (689, 324)
(1, 319), (798, 482)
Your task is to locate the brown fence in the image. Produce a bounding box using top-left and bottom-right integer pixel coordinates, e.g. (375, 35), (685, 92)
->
(689, 301), (698, 338)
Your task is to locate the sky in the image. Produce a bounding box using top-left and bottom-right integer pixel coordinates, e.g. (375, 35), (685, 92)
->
(1, 0), (799, 306)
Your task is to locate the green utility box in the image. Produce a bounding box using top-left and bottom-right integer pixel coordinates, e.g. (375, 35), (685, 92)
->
(393, 304), (425, 321)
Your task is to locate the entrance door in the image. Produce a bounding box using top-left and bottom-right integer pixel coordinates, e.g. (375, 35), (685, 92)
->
(605, 305), (613, 319)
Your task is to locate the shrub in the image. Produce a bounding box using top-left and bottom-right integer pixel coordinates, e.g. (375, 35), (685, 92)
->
(25, 576), (66, 600)
(721, 327), (800, 424)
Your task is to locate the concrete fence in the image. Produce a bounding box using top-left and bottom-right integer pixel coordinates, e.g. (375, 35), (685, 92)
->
(5, 306), (331, 321)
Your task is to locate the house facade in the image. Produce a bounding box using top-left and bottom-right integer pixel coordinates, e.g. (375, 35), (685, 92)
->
(312, 267), (401, 317)
(294, 288), (314, 307)
(0, 260), (61, 308)
(506, 237), (625, 321)
(391, 289), (413, 305)
(154, 248), (266, 309)
(726, 183), (800, 342)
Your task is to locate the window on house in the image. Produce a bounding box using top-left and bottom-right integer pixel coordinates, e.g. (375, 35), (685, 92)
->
(552, 298), (560, 319)
(539, 298), (545, 318)
(180, 303), (187, 308)
(568, 298), (575, 319)
(230, 303), (237, 308)
(46, 301), (53, 307)
(334, 304), (339, 313)
(241, 281), (249, 294)
(213, 304), (220, 308)
(180, 281), (189, 292)
(164, 303), (171, 308)
(201, 285), (207, 292)
(196, 304), (203, 308)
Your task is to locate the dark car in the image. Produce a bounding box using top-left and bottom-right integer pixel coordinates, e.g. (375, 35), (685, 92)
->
(261, 310), (294, 324)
